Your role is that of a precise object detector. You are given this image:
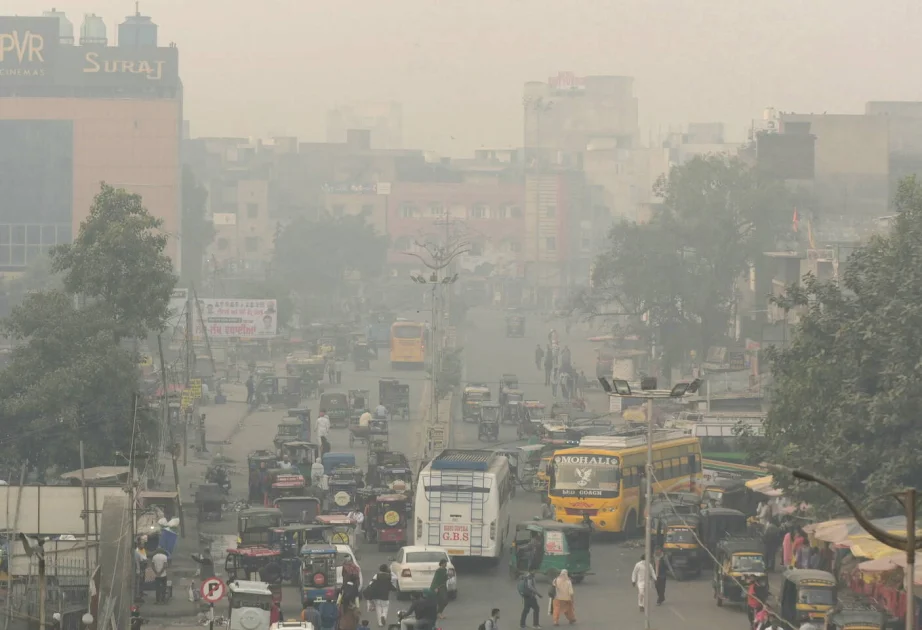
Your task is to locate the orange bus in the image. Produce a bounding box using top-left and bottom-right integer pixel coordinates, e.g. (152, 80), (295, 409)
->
(390, 321), (427, 369)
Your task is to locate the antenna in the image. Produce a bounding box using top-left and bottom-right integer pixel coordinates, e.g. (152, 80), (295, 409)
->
(135, 1), (140, 16)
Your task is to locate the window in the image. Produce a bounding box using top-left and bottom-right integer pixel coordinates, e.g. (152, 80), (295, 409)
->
(361, 204), (374, 217)
(469, 241), (484, 256)
(246, 203), (259, 218)
(393, 324), (423, 339)
(217, 238), (229, 251)
(429, 203), (444, 217)
(245, 236), (259, 252)
(510, 206), (522, 218)
(26, 224), (40, 244)
(471, 203), (488, 219)
(399, 204), (418, 218)
(12, 225), (25, 245)
(494, 206), (507, 219)
(546, 237), (556, 251)
(405, 551), (449, 564)
(545, 206), (556, 218)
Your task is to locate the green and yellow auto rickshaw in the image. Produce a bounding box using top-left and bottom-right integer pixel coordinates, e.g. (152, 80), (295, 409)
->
(509, 520), (591, 582)
(825, 594), (891, 630)
(781, 569), (837, 625)
(656, 514), (702, 580)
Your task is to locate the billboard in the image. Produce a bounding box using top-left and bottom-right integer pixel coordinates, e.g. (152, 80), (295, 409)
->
(0, 17), (179, 89)
(195, 298), (278, 339)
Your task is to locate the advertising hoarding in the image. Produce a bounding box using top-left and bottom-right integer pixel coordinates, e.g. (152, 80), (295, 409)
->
(196, 298), (277, 339)
(0, 17), (179, 89)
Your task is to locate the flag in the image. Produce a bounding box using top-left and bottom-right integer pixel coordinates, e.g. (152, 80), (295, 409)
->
(807, 219), (816, 249)
(792, 208), (800, 233)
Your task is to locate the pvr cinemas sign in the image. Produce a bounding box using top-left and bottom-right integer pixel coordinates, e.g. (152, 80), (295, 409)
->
(0, 21), (52, 79)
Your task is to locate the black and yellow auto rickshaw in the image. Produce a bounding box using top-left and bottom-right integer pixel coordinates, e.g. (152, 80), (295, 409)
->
(478, 402), (500, 442)
(825, 594), (891, 630)
(781, 569), (837, 625)
(655, 514), (702, 579)
(320, 392), (350, 428)
(462, 385), (490, 423)
(367, 494), (409, 551)
(712, 537), (767, 608)
(352, 341), (372, 371)
(509, 520), (591, 582)
(505, 312), (525, 337)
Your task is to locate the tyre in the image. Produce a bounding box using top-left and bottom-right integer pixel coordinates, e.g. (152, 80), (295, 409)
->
(623, 511), (638, 538)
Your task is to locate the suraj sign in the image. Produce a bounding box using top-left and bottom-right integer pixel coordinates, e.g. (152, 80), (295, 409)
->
(83, 52), (167, 80)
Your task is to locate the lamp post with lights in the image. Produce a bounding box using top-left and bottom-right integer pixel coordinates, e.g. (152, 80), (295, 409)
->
(598, 376), (702, 630)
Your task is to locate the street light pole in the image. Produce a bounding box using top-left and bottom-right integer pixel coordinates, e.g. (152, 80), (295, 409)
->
(644, 396), (654, 629)
(766, 465), (921, 630)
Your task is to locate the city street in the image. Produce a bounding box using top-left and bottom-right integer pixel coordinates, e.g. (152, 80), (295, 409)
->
(151, 307), (749, 630)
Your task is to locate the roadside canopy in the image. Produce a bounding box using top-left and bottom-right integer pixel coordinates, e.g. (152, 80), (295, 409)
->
(745, 475), (783, 497)
(806, 515), (915, 545)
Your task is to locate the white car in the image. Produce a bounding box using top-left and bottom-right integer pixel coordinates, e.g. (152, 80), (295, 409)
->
(334, 544), (363, 590)
(389, 546), (458, 600)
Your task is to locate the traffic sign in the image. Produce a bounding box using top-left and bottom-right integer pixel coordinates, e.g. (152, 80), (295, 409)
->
(200, 577), (227, 603)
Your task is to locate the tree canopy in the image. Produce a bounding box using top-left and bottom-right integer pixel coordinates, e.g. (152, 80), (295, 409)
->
(578, 155), (792, 373)
(758, 177), (922, 516)
(0, 184), (175, 473)
(273, 214), (388, 312)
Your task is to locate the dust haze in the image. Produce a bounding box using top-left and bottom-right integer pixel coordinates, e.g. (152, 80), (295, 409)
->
(8, 0), (920, 152)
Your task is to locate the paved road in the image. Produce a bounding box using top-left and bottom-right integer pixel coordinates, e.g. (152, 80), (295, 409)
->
(152, 307), (749, 630)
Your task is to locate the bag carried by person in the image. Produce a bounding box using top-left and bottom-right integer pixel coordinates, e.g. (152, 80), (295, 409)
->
(517, 575), (528, 596)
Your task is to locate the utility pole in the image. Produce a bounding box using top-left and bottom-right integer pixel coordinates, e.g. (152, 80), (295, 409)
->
(523, 96), (553, 307)
(80, 441), (92, 610)
(157, 334), (185, 537)
(183, 296), (194, 467)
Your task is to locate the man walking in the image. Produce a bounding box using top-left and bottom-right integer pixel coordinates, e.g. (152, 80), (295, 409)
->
(484, 608), (500, 630)
(653, 548), (668, 605)
(245, 375), (255, 405)
(364, 564), (394, 627)
(518, 570), (542, 629)
(535, 345), (544, 371)
(543, 346), (553, 386)
(631, 554), (656, 612)
(316, 409), (331, 455)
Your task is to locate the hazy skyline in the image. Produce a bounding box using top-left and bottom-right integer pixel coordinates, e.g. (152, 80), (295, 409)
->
(10, 0), (922, 155)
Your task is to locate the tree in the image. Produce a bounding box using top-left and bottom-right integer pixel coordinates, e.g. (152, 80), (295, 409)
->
(180, 165), (214, 287)
(758, 177), (922, 516)
(52, 183), (177, 340)
(578, 155), (792, 375)
(273, 215), (388, 312)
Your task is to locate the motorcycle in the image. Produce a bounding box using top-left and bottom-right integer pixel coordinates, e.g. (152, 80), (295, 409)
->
(388, 610), (439, 630)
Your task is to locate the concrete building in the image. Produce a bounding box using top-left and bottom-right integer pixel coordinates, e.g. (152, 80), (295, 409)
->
(0, 11), (182, 272)
(865, 101), (922, 202)
(326, 102), (403, 150)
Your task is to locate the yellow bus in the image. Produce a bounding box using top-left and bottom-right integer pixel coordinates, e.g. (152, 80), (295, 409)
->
(548, 430), (703, 534)
(390, 321), (427, 369)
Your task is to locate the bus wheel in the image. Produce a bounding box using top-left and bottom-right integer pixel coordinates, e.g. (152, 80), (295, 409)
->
(624, 511), (638, 538)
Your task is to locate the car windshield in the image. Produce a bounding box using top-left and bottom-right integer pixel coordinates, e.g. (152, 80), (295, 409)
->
(405, 551), (447, 563)
(731, 554), (765, 572)
(666, 529), (696, 544)
(799, 587), (835, 606)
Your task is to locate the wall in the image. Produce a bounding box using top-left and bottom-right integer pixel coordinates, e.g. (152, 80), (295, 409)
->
(0, 97), (181, 264)
(323, 191), (388, 235)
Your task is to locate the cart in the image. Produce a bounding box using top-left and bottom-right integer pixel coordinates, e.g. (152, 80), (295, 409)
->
(378, 378), (410, 421)
(195, 483), (224, 523)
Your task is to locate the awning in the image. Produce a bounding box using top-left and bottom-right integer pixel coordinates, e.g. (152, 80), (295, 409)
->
(745, 475), (783, 497)
(807, 516), (916, 545)
(857, 552), (922, 586)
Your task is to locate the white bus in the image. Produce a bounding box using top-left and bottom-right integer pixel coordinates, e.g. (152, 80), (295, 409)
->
(414, 449), (513, 562)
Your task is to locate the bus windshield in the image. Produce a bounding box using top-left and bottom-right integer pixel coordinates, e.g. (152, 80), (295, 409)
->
(552, 462), (620, 496)
(393, 325), (423, 339)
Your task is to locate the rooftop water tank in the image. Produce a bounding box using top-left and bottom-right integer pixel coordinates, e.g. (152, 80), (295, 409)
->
(42, 8), (74, 45)
(118, 11), (157, 47)
(79, 14), (107, 46)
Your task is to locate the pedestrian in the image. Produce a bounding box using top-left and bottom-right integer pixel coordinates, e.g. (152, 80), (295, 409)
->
(763, 519), (781, 571)
(363, 564), (394, 627)
(133, 537), (148, 600)
(543, 347), (553, 386)
(550, 569), (576, 625)
(747, 581), (760, 625)
(793, 530), (807, 568)
(335, 359), (342, 384)
(430, 559), (450, 618)
(482, 608), (500, 630)
(653, 547), (668, 605)
(550, 368), (559, 398)
(245, 374), (255, 404)
(150, 547), (169, 604)
(559, 370), (571, 402)
(535, 345), (544, 371)
(316, 409), (331, 455)
(402, 591), (437, 630)
(631, 554), (655, 612)
(517, 570), (542, 629)
(191, 547), (215, 580)
(782, 528), (794, 568)
(753, 606), (769, 630)
(560, 346), (571, 371)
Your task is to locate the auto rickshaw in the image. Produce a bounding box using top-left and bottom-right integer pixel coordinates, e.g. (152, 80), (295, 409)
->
(713, 537), (767, 607)
(781, 569), (837, 625)
(379, 378), (410, 421)
(373, 465), (413, 495)
(225, 546), (284, 583)
(701, 478), (757, 514)
(462, 385), (490, 423)
(239, 507), (284, 536)
(825, 594), (891, 630)
(273, 496), (322, 525)
(657, 514), (702, 579)
(270, 524), (331, 584)
(509, 520), (591, 582)
(367, 494), (408, 550)
(299, 544), (339, 606)
(518, 401), (546, 439)
(502, 390), (525, 425)
(352, 342), (372, 371)
(367, 430), (389, 455)
(505, 312), (525, 337)
(347, 389), (370, 421)
(315, 514), (360, 549)
(478, 403), (500, 442)
(281, 441), (319, 473)
(320, 392), (350, 429)
(321, 452), (357, 475)
(274, 419), (307, 453)
(195, 483), (224, 523)
(698, 507), (748, 562)
(326, 467), (360, 514)
(367, 451), (411, 487)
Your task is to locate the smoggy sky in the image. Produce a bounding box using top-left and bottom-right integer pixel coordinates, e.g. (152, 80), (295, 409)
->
(8, 0), (922, 155)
